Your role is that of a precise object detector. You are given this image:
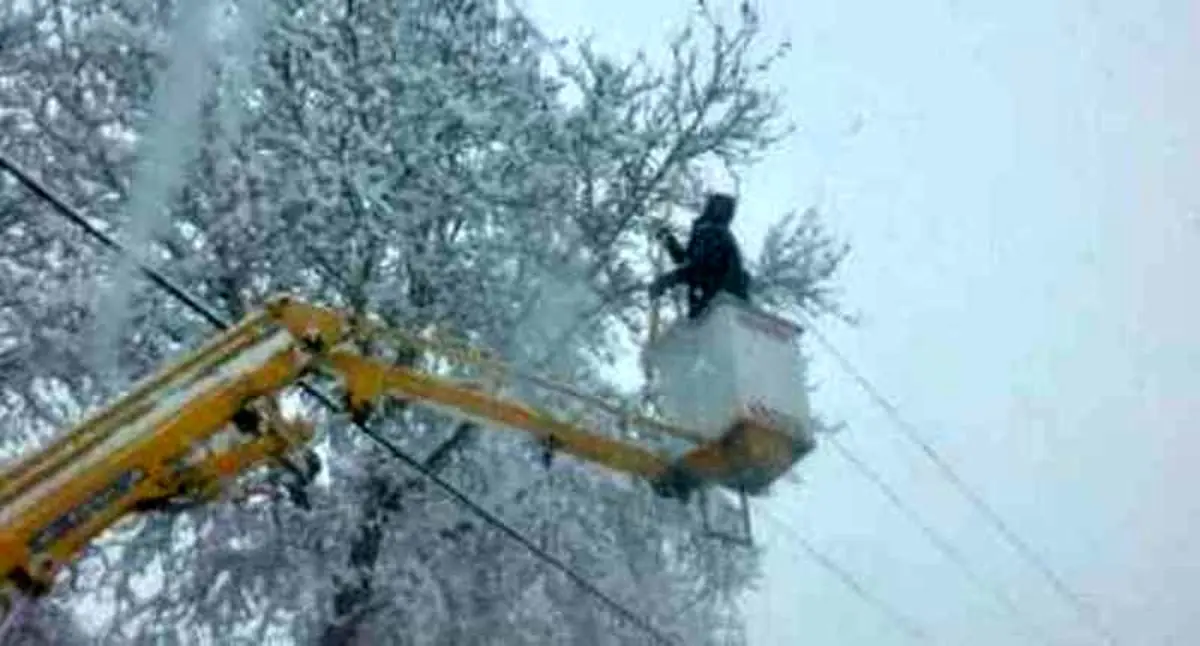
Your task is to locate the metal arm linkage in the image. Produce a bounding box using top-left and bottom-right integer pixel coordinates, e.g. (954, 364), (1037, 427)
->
(0, 295), (705, 626)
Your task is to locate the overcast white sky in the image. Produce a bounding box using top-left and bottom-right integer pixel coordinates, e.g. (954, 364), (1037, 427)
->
(522, 1), (1199, 644)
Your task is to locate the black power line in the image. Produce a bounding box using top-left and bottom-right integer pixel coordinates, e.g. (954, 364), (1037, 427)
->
(752, 503), (929, 644)
(826, 436), (1055, 645)
(0, 153), (228, 329)
(0, 152), (677, 646)
(798, 314), (1118, 646)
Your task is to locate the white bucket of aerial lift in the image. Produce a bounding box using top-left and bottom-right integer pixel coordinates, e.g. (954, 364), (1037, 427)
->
(643, 294), (812, 444)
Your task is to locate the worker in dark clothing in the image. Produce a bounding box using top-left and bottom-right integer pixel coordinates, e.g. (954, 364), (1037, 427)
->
(648, 192), (751, 319)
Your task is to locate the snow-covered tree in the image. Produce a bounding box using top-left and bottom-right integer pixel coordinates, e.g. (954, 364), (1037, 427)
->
(0, 1), (847, 644)
(2, 597), (90, 645)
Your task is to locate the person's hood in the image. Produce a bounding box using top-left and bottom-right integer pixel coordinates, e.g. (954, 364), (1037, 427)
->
(696, 193), (736, 228)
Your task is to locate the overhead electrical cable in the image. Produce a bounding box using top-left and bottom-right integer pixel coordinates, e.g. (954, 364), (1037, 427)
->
(796, 312), (1118, 646)
(0, 152), (678, 646)
(752, 502), (930, 644)
(825, 436), (1055, 645)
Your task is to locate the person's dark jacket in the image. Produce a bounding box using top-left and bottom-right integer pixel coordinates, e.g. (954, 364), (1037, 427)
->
(649, 193), (751, 318)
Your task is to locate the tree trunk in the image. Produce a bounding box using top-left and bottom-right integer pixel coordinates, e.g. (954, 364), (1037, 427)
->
(319, 474), (392, 646)
(319, 422), (477, 645)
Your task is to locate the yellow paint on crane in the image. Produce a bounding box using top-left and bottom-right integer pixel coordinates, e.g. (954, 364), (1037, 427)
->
(327, 351), (672, 480)
(2, 294), (811, 604)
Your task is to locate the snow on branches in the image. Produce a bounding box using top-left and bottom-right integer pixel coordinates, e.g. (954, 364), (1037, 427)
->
(0, 1), (846, 644)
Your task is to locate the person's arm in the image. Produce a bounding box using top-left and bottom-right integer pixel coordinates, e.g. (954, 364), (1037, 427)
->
(654, 226), (687, 264)
(649, 227), (731, 298)
(648, 267), (685, 298)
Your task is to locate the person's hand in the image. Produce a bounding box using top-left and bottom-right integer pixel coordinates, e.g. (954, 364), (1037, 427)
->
(652, 224), (673, 244)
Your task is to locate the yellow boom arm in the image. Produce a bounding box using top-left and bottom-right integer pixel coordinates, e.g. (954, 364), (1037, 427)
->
(1, 303), (319, 600)
(0, 295), (715, 623)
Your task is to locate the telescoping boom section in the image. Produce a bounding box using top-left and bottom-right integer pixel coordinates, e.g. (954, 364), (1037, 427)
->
(0, 294), (815, 622)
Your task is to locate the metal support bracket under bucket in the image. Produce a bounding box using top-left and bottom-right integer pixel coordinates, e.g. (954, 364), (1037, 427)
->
(699, 487), (754, 548)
